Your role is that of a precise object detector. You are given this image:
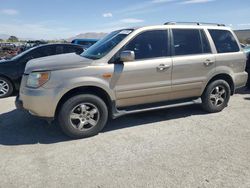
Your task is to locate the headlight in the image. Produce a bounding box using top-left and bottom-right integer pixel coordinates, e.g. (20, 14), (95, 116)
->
(27, 72), (50, 88)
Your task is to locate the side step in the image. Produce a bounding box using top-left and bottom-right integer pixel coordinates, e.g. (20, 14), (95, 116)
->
(112, 98), (202, 119)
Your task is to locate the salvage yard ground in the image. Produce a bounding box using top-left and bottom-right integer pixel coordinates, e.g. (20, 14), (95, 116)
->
(0, 89), (250, 188)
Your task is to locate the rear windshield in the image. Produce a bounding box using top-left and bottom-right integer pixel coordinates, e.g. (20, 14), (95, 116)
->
(209, 29), (240, 53)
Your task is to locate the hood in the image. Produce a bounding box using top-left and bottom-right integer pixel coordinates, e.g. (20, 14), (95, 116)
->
(25, 53), (93, 74)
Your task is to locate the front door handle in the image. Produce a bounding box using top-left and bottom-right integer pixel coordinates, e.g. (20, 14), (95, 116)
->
(204, 59), (215, 66)
(157, 64), (171, 71)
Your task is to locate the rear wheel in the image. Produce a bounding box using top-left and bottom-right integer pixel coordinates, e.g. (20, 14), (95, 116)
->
(58, 94), (108, 139)
(0, 77), (13, 98)
(247, 74), (250, 89)
(201, 80), (230, 113)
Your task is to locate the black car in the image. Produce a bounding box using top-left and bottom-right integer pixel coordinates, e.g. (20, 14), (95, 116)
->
(246, 52), (250, 88)
(0, 43), (84, 98)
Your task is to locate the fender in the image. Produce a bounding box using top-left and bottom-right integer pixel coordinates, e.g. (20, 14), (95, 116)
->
(201, 66), (235, 94)
(52, 76), (116, 105)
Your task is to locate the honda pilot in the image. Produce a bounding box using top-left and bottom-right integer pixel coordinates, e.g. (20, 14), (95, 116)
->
(16, 22), (248, 138)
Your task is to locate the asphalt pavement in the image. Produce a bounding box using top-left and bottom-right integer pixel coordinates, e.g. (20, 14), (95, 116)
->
(0, 89), (250, 188)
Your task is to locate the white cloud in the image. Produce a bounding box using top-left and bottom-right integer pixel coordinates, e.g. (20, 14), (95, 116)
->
(120, 18), (145, 23)
(0, 22), (75, 40)
(181, 0), (215, 4)
(116, 0), (177, 16)
(103, 12), (113, 18)
(151, 0), (176, 3)
(238, 23), (250, 26)
(1, 9), (19, 15)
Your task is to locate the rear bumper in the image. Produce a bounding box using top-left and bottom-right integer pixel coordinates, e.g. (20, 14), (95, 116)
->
(234, 72), (248, 89)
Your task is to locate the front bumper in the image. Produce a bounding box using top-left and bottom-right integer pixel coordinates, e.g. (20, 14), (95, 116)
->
(18, 86), (60, 118)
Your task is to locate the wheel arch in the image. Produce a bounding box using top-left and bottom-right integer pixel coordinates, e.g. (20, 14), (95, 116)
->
(55, 86), (113, 118)
(203, 73), (235, 95)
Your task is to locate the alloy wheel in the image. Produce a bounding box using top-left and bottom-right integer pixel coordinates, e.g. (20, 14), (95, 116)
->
(69, 103), (100, 131)
(0, 79), (9, 97)
(209, 86), (226, 107)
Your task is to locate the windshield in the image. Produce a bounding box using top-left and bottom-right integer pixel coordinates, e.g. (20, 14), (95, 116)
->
(81, 29), (133, 60)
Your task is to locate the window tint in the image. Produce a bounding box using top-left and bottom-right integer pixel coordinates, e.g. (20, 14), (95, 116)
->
(20, 48), (44, 63)
(123, 30), (168, 60)
(74, 46), (84, 54)
(209, 29), (239, 53)
(29, 48), (45, 58)
(200, 30), (211, 53)
(41, 46), (57, 56)
(172, 29), (204, 56)
(78, 41), (96, 49)
(64, 46), (84, 54)
(56, 46), (64, 54)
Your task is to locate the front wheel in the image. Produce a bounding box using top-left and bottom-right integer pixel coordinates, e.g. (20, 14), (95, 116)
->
(58, 94), (108, 139)
(0, 77), (13, 98)
(201, 80), (231, 113)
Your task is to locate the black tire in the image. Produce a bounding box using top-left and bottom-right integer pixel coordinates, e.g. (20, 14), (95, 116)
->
(247, 74), (250, 89)
(0, 77), (14, 98)
(58, 94), (108, 139)
(201, 80), (230, 113)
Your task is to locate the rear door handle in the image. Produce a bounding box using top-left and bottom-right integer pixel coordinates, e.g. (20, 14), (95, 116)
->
(204, 59), (215, 66)
(157, 64), (171, 71)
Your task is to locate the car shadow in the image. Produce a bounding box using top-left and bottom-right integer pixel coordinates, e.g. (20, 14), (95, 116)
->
(0, 110), (70, 145)
(235, 87), (250, 95)
(103, 105), (206, 132)
(0, 105), (206, 146)
(235, 87), (250, 101)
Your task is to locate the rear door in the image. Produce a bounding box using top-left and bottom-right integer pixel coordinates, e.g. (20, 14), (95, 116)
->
(170, 28), (215, 100)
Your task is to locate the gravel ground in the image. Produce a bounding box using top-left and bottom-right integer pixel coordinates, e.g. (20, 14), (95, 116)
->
(0, 89), (250, 188)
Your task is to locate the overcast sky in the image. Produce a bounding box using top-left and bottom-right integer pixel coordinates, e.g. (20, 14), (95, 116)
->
(0, 0), (249, 39)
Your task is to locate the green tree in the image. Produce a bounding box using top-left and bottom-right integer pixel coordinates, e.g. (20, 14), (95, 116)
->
(8, 36), (19, 42)
(0, 39), (3, 42)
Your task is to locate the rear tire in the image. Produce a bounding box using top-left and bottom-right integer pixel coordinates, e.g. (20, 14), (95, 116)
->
(201, 80), (230, 113)
(247, 74), (250, 89)
(58, 94), (108, 139)
(0, 77), (13, 98)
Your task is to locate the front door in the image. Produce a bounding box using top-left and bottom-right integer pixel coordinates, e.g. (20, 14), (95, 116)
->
(112, 30), (173, 107)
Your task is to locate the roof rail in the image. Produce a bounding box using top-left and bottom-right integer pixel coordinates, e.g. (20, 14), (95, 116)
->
(164, 22), (225, 26)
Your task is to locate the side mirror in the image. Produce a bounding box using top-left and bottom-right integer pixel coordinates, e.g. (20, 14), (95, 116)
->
(120, 50), (135, 62)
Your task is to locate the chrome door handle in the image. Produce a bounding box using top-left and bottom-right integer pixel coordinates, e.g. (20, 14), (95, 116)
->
(157, 64), (171, 71)
(204, 59), (215, 66)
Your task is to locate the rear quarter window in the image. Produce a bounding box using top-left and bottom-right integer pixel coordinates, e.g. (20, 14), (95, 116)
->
(208, 29), (240, 53)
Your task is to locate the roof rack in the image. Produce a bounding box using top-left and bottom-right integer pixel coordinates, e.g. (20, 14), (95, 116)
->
(164, 22), (225, 26)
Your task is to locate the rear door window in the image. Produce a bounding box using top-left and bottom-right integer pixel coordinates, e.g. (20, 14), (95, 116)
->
(208, 29), (240, 53)
(172, 29), (207, 56)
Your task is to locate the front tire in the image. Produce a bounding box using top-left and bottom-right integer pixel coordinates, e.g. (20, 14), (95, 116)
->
(58, 94), (108, 139)
(0, 77), (13, 98)
(201, 80), (230, 113)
